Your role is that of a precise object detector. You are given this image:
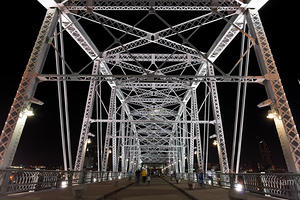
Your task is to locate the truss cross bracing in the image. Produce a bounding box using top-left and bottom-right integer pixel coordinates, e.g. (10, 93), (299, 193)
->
(0, 0), (299, 176)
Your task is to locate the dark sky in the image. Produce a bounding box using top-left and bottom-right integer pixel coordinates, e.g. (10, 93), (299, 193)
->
(0, 1), (299, 170)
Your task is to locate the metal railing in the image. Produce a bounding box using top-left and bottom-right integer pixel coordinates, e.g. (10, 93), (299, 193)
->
(174, 172), (300, 199)
(213, 172), (300, 200)
(0, 169), (128, 195)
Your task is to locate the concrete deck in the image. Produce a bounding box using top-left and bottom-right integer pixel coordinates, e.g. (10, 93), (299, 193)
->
(0, 177), (271, 200)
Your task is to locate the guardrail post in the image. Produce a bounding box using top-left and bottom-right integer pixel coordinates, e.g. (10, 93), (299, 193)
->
(68, 171), (73, 186)
(35, 171), (44, 191)
(56, 172), (62, 188)
(291, 175), (300, 200)
(79, 170), (86, 184)
(0, 170), (10, 194)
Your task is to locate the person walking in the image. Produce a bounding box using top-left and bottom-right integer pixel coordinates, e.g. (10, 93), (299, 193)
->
(146, 174), (151, 184)
(207, 169), (213, 186)
(135, 169), (141, 184)
(141, 168), (147, 183)
(172, 171), (176, 181)
(198, 170), (204, 188)
(128, 170), (132, 181)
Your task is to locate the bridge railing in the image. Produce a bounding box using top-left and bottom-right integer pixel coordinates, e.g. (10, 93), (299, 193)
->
(174, 172), (300, 199)
(212, 172), (300, 200)
(0, 169), (128, 195)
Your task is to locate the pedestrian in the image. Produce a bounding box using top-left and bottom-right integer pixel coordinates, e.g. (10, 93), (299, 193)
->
(146, 174), (151, 184)
(172, 171), (176, 181)
(141, 168), (147, 183)
(128, 170), (132, 181)
(135, 169), (141, 184)
(198, 170), (204, 188)
(206, 169), (213, 186)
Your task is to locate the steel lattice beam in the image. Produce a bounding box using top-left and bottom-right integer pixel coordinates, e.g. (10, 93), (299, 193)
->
(246, 9), (300, 173)
(0, 9), (59, 169)
(3, 0), (298, 179)
(64, 0), (241, 11)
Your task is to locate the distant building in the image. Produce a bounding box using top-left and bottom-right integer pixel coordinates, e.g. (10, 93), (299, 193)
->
(258, 140), (273, 170)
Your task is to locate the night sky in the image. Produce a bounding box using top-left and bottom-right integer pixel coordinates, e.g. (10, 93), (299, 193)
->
(0, 1), (299, 170)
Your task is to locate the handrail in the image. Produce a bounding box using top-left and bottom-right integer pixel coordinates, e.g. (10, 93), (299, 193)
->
(171, 172), (300, 199)
(0, 169), (128, 195)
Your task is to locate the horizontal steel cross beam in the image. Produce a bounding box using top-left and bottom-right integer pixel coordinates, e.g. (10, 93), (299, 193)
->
(38, 74), (265, 83)
(64, 0), (241, 11)
(90, 119), (215, 124)
(104, 53), (201, 62)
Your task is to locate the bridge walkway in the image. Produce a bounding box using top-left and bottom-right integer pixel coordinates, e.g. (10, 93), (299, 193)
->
(0, 177), (271, 200)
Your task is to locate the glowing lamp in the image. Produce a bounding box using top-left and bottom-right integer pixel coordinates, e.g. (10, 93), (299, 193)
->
(234, 183), (244, 193)
(87, 138), (92, 144)
(24, 108), (34, 117)
(266, 109), (277, 119)
(213, 140), (218, 146)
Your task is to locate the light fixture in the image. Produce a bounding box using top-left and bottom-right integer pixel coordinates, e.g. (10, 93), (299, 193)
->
(209, 134), (217, 139)
(24, 108), (34, 117)
(87, 138), (92, 144)
(266, 109), (277, 119)
(213, 140), (218, 146)
(234, 183), (244, 193)
(61, 181), (68, 188)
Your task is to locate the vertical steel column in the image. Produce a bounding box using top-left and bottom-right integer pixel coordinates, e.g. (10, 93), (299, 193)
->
(58, 16), (73, 170)
(0, 8), (58, 169)
(174, 124), (179, 173)
(74, 60), (100, 171)
(235, 35), (250, 174)
(120, 107), (126, 172)
(182, 105), (187, 173)
(191, 89), (204, 171)
(99, 81), (103, 171)
(205, 92), (211, 174)
(128, 138), (134, 172)
(246, 9), (300, 173)
(112, 97), (117, 172)
(124, 122), (130, 172)
(176, 124), (182, 173)
(231, 18), (246, 172)
(54, 28), (68, 171)
(102, 88), (117, 172)
(188, 96), (194, 175)
(207, 63), (229, 173)
(96, 82), (100, 172)
(202, 85), (208, 171)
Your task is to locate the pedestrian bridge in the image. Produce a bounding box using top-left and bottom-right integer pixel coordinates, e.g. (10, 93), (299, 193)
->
(0, 170), (299, 199)
(1, 0), (300, 200)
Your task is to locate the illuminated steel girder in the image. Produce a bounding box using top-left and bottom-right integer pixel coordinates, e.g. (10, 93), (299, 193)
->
(0, 0), (299, 176)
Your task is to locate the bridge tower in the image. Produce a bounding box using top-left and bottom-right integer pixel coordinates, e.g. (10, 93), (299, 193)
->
(0, 0), (299, 176)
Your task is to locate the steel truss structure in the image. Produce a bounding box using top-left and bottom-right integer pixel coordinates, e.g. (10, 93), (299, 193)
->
(0, 0), (299, 176)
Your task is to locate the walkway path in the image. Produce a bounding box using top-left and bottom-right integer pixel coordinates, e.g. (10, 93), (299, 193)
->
(0, 177), (271, 200)
(108, 177), (188, 200)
